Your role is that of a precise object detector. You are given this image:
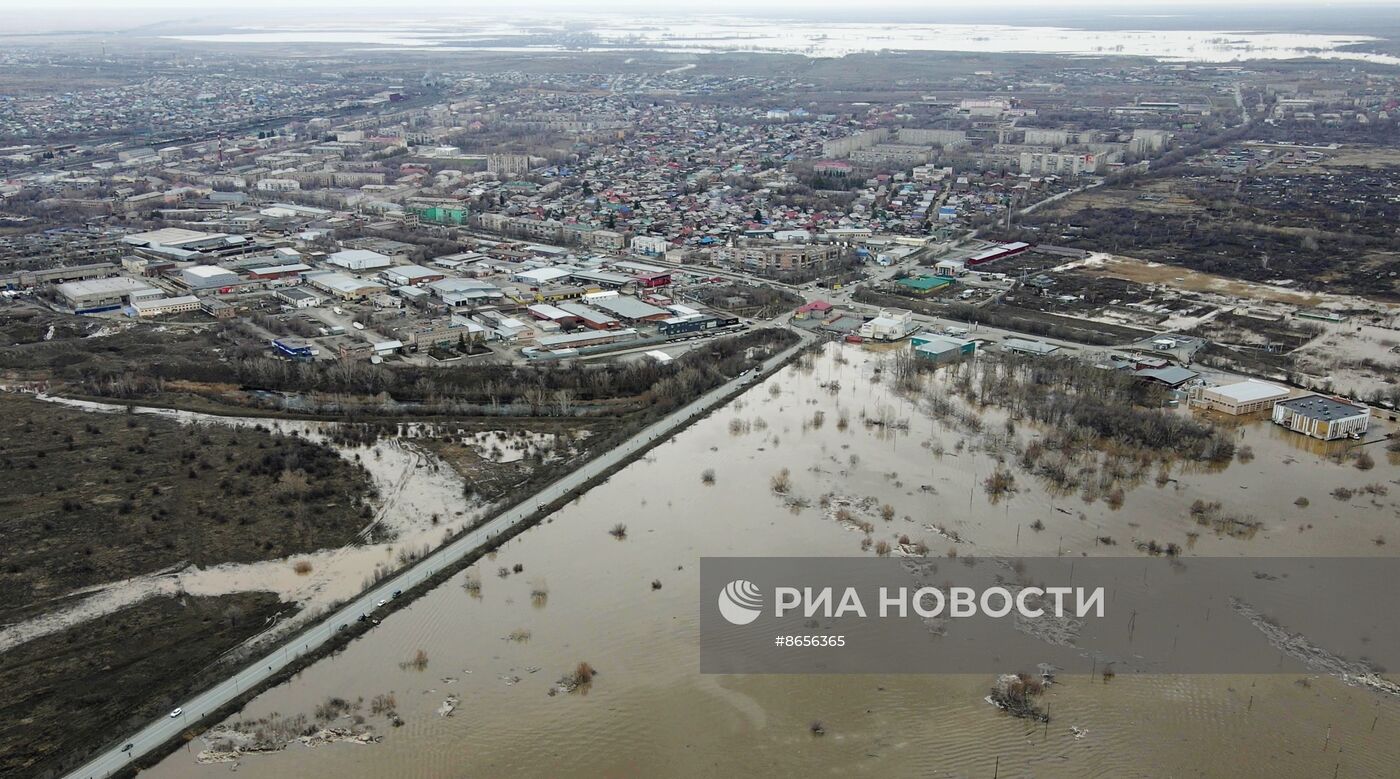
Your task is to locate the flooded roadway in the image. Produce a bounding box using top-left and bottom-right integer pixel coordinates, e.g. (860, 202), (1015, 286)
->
(140, 344), (1400, 778)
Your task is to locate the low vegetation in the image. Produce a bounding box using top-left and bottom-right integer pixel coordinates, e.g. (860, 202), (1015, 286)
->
(0, 394), (373, 620)
(0, 592), (284, 778)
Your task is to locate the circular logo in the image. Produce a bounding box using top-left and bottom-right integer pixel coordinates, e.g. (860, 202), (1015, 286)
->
(718, 579), (763, 625)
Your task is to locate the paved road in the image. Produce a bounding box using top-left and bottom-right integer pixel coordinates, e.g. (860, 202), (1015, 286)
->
(64, 331), (813, 779)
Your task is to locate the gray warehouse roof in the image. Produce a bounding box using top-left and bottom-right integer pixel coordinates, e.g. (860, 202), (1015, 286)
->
(588, 296), (670, 320)
(1133, 366), (1199, 387)
(1002, 337), (1060, 355)
(1276, 395), (1367, 421)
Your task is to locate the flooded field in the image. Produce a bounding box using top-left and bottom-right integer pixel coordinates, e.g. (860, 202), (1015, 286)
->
(163, 18), (1400, 66)
(141, 344), (1400, 778)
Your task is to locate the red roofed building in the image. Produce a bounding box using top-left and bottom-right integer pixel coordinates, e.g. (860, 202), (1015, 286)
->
(632, 271), (671, 288)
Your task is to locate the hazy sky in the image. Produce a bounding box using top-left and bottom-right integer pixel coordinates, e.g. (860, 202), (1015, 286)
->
(8, 0), (1398, 34)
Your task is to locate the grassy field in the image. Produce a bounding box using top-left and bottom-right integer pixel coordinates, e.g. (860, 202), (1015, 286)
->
(0, 393), (374, 620)
(0, 592), (285, 779)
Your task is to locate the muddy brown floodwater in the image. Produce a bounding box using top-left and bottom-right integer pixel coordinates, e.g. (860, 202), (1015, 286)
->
(142, 344), (1400, 779)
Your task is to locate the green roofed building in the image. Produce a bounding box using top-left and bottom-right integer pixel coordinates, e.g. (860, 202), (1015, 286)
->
(896, 275), (954, 295)
(412, 205), (469, 225)
(911, 332), (976, 364)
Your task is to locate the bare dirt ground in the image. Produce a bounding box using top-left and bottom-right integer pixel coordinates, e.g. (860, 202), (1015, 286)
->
(1266, 146), (1400, 172)
(1075, 254), (1328, 307)
(1293, 321), (1400, 401)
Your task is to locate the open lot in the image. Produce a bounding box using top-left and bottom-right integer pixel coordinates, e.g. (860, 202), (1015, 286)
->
(0, 592), (284, 779)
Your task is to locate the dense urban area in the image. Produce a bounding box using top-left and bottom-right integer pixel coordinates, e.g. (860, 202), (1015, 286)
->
(2, 9), (1400, 779)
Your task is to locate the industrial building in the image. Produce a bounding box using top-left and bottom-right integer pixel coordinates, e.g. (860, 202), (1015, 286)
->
(858, 309), (914, 341)
(1272, 395), (1370, 440)
(534, 328), (640, 351)
(896, 275), (954, 295)
(658, 314), (740, 337)
(1189, 380), (1291, 415)
(130, 295), (200, 317)
(370, 339), (404, 356)
(178, 265), (241, 290)
(526, 303), (582, 328)
(245, 263), (312, 281)
(588, 295), (672, 322)
(276, 287), (321, 308)
(122, 228), (255, 258)
(202, 298), (237, 320)
(966, 242), (1032, 267)
(611, 260), (673, 288)
(381, 264), (446, 287)
(271, 338), (318, 361)
(911, 332), (977, 364)
(0, 262), (116, 289)
(569, 269), (634, 289)
(1002, 337), (1060, 356)
(305, 271), (386, 300)
(57, 277), (158, 314)
(401, 318), (482, 349)
(1133, 365), (1200, 389)
(328, 249), (392, 271)
(559, 302), (621, 330)
(934, 259), (966, 277)
(430, 278), (505, 307)
(514, 267), (573, 286)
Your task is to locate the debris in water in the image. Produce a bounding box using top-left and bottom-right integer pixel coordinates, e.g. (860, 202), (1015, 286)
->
(986, 673), (1050, 722)
(1231, 597), (1400, 696)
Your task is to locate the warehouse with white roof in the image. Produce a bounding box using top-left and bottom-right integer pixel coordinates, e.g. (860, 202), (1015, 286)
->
(1189, 379), (1291, 415)
(328, 249), (392, 271)
(513, 267), (573, 285)
(57, 277), (158, 314)
(179, 265), (241, 290)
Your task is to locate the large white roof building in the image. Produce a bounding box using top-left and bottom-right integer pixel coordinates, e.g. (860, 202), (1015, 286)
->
(328, 249), (392, 271)
(1190, 379), (1291, 415)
